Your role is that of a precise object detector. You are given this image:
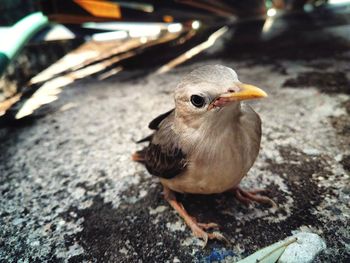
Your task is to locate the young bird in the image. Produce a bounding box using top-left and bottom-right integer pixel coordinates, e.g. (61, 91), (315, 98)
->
(133, 65), (275, 245)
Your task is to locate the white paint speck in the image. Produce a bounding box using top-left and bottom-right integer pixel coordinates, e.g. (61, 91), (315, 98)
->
(149, 205), (168, 215)
(166, 220), (186, 232)
(30, 240), (40, 247)
(303, 148), (320, 155)
(119, 247), (128, 255)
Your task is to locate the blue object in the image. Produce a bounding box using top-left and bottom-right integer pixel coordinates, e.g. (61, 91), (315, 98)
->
(197, 247), (236, 263)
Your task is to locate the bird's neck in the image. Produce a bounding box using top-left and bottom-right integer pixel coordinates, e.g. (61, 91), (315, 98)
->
(218, 102), (242, 119)
(174, 102), (242, 150)
(204, 102), (242, 130)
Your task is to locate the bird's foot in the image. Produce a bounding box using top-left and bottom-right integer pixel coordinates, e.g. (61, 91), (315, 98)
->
(232, 187), (277, 208)
(163, 186), (229, 247)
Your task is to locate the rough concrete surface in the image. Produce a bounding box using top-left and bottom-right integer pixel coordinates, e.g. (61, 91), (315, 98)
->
(1, 17), (350, 263)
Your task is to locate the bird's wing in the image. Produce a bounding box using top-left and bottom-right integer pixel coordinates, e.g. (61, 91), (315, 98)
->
(136, 110), (187, 179)
(137, 109), (174, 143)
(148, 109), (174, 130)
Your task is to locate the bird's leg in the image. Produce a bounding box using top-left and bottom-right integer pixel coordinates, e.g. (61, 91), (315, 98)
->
(231, 186), (277, 208)
(197, 222), (220, 230)
(163, 186), (228, 247)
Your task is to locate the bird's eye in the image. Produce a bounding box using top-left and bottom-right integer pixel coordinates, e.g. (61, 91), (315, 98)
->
(190, 95), (205, 108)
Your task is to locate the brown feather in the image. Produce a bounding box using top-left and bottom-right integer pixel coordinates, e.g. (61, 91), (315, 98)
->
(133, 109), (187, 179)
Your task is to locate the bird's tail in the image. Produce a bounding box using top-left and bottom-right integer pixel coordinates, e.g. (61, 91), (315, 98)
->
(131, 149), (146, 163)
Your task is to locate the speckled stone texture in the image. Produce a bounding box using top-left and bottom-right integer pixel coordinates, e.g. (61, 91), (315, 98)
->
(1, 18), (350, 263)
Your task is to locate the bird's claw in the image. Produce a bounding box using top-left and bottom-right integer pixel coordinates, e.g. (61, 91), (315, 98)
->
(208, 232), (230, 246)
(190, 222), (228, 247)
(233, 187), (278, 208)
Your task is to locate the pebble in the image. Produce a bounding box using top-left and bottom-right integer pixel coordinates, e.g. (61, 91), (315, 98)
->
(278, 232), (326, 263)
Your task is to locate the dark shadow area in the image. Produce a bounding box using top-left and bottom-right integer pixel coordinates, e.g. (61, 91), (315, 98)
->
(202, 9), (350, 62)
(283, 71), (350, 94)
(58, 146), (335, 262)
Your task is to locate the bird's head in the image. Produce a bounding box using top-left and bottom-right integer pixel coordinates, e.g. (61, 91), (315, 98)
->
(174, 65), (267, 129)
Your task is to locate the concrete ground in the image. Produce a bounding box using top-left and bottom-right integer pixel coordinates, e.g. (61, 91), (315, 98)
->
(1, 10), (350, 263)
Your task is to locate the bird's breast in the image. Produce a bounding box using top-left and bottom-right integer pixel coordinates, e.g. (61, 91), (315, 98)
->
(161, 129), (256, 194)
(161, 108), (261, 194)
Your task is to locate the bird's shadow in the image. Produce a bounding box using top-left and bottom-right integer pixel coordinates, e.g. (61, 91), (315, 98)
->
(64, 177), (282, 262)
(177, 191), (259, 226)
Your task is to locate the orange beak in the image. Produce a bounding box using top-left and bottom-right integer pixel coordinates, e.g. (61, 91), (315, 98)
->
(209, 83), (267, 109)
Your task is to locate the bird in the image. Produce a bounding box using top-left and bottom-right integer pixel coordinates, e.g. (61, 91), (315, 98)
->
(132, 65), (276, 246)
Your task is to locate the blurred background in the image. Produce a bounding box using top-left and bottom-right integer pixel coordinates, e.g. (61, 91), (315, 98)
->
(0, 0), (349, 122)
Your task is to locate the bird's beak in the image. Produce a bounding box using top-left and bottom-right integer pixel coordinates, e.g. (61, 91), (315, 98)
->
(209, 83), (267, 109)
